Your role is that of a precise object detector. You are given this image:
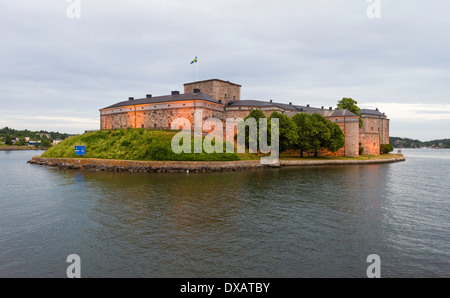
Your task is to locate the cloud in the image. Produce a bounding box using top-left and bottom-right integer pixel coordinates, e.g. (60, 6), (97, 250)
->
(363, 103), (450, 121)
(0, 0), (449, 139)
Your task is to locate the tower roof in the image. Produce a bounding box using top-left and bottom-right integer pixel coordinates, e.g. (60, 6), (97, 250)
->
(183, 79), (241, 87)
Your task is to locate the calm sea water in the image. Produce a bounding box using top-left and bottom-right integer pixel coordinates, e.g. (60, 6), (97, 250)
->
(0, 149), (448, 277)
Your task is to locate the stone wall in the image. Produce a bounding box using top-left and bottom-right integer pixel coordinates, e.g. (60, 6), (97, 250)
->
(28, 156), (405, 173)
(360, 133), (380, 155)
(337, 119), (360, 157)
(361, 116), (389, 145)
(101, 101), (225, 130)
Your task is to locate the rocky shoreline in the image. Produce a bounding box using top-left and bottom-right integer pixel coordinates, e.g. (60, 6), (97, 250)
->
(27, 156), (406, 173)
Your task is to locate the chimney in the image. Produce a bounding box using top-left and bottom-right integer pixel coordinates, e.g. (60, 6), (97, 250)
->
(128, 97), (134, 101)
(321, 106), (324, 109)
(193, 88), (200, 93)
(329, 107), (332, 110)
(171, 91), (180, 95)
(270, 99), (273, 103)
(146, 94), (152, 98)
(289, 102), (292, 105)
(307, 104), (310, 107)
(376, 108), (379, 111)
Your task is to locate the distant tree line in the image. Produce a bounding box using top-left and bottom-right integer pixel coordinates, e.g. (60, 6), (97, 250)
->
(0, 127), (69, 148)
(390, 137), (450, 148)
(239, 110), (345, 157)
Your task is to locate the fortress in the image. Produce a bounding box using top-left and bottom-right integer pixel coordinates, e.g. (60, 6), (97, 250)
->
(100, 79), (389, 157)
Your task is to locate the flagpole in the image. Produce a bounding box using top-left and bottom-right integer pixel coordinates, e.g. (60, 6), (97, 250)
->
(196, 60), (198, 81)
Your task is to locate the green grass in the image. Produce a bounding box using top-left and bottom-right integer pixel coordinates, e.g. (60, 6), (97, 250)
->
(42, 129), (241, 161)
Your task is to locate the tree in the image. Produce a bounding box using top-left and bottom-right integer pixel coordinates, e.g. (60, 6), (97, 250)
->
(15, 137), (27, 146)
(380, 144), (394, 154)
(4, 135), (13, 145)
(238, 109), (268, 151)
(41, 138), (52, 148)
(269, 111), (298, 152)
(309, 113), (331, 156)
(325, 121), (345, 153)
(337, 97), (362, 128)
(292, 113), (314, 157)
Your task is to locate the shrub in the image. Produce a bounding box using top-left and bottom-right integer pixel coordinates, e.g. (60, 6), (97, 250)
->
(380, 144), (394, 154)
(359, 146), (364, 155)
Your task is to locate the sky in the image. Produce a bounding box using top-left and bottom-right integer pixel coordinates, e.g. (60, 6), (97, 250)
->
(0, 0), (449, 141)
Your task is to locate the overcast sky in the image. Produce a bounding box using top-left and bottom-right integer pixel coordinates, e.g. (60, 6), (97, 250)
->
(0, 0), (449, 140)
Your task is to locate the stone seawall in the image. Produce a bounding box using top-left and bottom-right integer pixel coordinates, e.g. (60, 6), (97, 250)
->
(280, 157), (406, 166)
(28, 156), (405, 173)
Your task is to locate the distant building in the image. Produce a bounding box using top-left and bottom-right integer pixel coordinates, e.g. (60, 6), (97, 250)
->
(39, 133), (51, 139)
(100, 79), (390, 157)
(52, 138), (62, 145)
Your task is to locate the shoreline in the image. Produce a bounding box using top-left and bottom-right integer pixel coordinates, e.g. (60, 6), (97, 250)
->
(0, 147), (46, 151)
(28, 156), (406, 173)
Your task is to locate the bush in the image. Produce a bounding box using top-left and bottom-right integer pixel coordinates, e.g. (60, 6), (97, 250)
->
(359, 146), (364, 155)
(4, 135), (12, 145)
(380, 144), (394, 154)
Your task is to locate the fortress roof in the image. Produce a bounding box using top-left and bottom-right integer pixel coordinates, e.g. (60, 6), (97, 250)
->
(227, 100), (358, 117)
(184, 79), (242, 87)
(101, 92), (220, 110)
(360, 108), (386, 117)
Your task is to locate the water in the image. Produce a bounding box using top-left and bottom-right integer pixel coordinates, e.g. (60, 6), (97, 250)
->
(0, 149), (448, 277)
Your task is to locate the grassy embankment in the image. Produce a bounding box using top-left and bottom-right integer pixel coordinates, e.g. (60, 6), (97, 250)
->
(42, 129), (259, 161)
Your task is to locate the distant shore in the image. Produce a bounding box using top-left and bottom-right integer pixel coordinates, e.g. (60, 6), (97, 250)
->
(0, 146), (46, 151)
(28, 155), (406, 173)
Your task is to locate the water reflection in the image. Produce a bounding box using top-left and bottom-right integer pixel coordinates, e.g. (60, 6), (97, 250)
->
(0, 150), (449, 277)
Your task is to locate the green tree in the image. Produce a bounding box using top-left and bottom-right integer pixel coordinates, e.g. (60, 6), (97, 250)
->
(15, 137), (27, 146)
(238, 109), (268, 151)
(309, 113), (331, 156)
(4, 135), (13, 145)
(380, 144), (394, 154)
(41, 138), (52, 148)
(337, 97), (362, 128)
(269, 111), (298, 152)
(292, 113), (314, 157)
(325, 121), (345, 153)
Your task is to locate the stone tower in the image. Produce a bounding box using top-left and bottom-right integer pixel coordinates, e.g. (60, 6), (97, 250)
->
(184, 79), (241, 105)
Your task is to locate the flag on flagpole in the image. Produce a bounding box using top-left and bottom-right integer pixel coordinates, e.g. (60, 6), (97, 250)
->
(190, 56), (198, 64)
